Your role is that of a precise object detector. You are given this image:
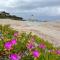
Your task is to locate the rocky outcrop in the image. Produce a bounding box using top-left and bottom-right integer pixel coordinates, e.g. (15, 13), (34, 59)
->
(0, 11), (24, 21)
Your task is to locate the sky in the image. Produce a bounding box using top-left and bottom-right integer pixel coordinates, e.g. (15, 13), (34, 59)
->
(0, 0), (60, 21)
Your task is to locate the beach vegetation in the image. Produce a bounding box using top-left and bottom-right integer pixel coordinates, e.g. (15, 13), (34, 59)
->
(0, 25), (60, 60)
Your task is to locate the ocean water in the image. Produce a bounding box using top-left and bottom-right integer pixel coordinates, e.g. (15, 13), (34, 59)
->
(23, 21), (44, 26)
(21, 20), (60, 29)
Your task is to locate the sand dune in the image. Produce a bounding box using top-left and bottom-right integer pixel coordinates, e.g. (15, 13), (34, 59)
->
(0, 19), (60, 47)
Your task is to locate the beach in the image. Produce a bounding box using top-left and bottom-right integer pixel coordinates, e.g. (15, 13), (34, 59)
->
(0, 19), (60, 47)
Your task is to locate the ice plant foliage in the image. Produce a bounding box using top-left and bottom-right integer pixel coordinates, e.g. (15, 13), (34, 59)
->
(0, 25), (60, 60)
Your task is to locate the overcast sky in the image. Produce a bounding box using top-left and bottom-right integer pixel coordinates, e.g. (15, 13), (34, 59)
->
(0, 0), (60, 20)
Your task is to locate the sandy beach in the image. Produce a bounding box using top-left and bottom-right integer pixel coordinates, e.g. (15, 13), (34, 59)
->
(0, 19), (60, 47)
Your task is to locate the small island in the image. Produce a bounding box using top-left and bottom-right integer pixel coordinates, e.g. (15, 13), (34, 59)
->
(0, 11), (25, 21)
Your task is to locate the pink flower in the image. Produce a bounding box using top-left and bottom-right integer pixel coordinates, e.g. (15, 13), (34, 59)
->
(26, 41), (35, 50)
(4, 41), (12, 50)
(11, 39), (17, 45)
(32, 50), (40, 58)
(56, 50), (60, 55)
(27, 43), (34, 50)
(39, 43), (46, 49)
(4, 39), (17, 50)
(14, 32), (18, 37)
(9, 54), (21, 60)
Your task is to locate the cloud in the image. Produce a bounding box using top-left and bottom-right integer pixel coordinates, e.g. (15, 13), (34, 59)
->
(0, 0), (8, 7)
(1, 0), (60, 8)
(0, 0), (60, 20)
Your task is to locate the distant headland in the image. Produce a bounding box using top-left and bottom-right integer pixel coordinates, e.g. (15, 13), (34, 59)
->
(0, 11), (25, 21)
